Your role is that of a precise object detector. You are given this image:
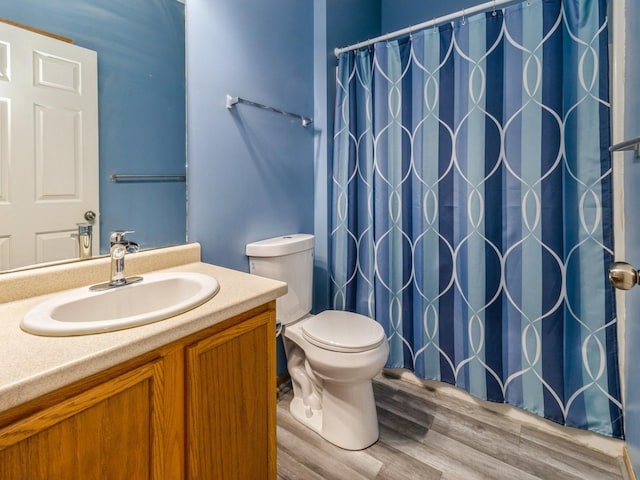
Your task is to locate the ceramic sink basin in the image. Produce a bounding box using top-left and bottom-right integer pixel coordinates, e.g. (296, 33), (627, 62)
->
(21, 272), (220, 336)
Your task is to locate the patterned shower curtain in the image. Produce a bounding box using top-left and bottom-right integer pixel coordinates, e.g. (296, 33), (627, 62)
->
(330, 0), (622, 437)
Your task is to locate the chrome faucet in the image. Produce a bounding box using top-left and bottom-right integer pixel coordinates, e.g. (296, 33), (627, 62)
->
(110, 231), (133, 286)
(71, 223), (93, 259)
(90, 230), (142, 291)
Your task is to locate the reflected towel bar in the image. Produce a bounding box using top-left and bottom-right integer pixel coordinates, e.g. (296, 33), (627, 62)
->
(110, 174), (186, 182)
(225, 94), (313, 127)
(610, 137), (640, 159)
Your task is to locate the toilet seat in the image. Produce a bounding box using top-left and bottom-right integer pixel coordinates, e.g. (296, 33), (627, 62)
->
(301, 310), (386, 353)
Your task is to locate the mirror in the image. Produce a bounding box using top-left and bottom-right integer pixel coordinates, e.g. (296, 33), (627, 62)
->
(0, 0), (186, 272)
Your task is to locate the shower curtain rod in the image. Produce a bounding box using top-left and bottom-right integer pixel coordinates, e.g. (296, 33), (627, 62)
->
(334, 0), (519, 56)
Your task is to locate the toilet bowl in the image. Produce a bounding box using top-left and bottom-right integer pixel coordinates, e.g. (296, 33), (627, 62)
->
(284, 311), (388, 450)
(246, 234), (389, 450)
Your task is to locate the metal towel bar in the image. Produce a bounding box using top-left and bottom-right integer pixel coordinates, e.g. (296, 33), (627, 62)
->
(610, 136), (640, 159)
(110, 174), (186, 182)
(225, 94), (312, 127)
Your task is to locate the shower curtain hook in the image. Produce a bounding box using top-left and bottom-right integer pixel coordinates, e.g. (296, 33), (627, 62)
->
(492, 0), (497, 16)
(462, 9), (466, 25)
(432, 19), (437, 34)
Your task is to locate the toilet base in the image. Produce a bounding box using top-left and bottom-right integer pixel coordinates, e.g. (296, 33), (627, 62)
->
(290, 379), (379, 451)
(289, 396), (323, 434)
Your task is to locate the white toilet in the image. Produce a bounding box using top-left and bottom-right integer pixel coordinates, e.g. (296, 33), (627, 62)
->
(246, 234), (389, 450)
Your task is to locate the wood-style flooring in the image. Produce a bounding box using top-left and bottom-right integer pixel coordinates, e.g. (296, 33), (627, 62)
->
(277, 374), (629, 480)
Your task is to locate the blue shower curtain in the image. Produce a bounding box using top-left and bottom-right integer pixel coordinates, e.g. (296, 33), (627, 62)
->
(330, 0), (622, 437)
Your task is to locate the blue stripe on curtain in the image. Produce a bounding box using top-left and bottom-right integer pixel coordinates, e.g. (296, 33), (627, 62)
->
(330, 0), (622, 438)
(536, 0), (565, 426)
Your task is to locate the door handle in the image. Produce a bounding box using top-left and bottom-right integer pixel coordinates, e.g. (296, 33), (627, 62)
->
(84, 210), (97, 223)
(609, 262), (639, 290)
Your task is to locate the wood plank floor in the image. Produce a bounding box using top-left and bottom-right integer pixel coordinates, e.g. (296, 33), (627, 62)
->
(277, 374), (629, 480)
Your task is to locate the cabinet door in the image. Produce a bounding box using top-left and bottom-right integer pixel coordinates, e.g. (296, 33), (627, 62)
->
(186, 311), (276, 480)
(0, 361), (164, 480)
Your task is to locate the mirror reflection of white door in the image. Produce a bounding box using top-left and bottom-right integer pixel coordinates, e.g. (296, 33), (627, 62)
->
(0, 21), (99, 271)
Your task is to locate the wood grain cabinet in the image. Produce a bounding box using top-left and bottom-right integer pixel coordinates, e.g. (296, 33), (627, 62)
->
(0, 303), (276, 480)
(186, 311), (275, 479)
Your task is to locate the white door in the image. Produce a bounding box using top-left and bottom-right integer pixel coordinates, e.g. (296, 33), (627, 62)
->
(0, 21), (99, 270)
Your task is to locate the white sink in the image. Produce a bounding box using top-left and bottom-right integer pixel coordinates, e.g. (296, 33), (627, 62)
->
(21, 272), (220, 336)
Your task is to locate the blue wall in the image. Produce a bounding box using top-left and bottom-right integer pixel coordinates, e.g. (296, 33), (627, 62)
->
(0, 0), (186, 253)
(624, 0), (640, 471)
(380, 0), (489, 33)
(187, 0), (317, 377)
(187, 0), (380, 374)
(187, 0), (315, 273)
(186, 0), (499, 374)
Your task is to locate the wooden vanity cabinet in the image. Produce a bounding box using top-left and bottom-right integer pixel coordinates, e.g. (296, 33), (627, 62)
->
(0, 303), (276, 480)
(0, 361), (165, 479)
(186, 311), (275, 479)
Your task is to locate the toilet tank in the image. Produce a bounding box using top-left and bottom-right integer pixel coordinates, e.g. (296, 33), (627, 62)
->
(246, 234), (314, 325)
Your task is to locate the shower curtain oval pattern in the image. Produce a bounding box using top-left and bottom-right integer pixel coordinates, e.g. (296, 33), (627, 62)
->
(330, 0), (622, 438)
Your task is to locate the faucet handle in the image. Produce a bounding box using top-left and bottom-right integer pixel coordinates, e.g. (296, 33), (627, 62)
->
(110, 230), (135, 245)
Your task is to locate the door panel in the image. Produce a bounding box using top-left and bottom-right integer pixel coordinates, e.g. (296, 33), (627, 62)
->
(0, 21), (99, 270)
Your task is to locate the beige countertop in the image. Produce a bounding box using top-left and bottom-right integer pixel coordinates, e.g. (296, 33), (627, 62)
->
(0, 244), (287, 413)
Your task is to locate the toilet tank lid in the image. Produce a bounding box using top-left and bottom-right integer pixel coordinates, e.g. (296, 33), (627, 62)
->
(246, 234), (314, 257)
